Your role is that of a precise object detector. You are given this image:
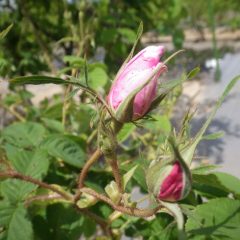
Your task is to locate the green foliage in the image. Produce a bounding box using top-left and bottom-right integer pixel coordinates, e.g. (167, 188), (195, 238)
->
(41, 135), (86, 168)
(1, 70), (240, 240)
(0, 203), (33, 240)
(1, 1), (240, 239)
(186, 198), (240, 239)
(2, 122), (46, 148)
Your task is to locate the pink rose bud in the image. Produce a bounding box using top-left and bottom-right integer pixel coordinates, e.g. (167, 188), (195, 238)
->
(146, 160), (191, 202)
(107, 46), (167, 122)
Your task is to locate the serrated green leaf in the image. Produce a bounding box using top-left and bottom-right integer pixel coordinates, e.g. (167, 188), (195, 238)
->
(192, 171), (240, 200)
(42, 203), (86, 240)
(41, 135), (86, 168)
(7, 205), (33, 240)
(0, 203), (33, 240)
(192, 173), (229, 198)
(41, 118), (64, 133)
(0, 201), (15, 226)
(2, 122), (46, 148)
(186, 198), (240, 239)
(4, 145), (49, 177)
(1, 146), (49, 202)
(214, 172), (240, 198)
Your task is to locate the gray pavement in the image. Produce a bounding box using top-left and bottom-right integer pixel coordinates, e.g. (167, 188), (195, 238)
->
(190, 52), (240, 177)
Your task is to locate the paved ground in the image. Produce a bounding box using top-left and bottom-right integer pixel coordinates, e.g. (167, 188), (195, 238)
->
(182, 52), (240, 177)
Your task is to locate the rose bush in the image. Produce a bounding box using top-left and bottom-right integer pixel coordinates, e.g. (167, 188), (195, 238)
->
(1, 22), (240, 240)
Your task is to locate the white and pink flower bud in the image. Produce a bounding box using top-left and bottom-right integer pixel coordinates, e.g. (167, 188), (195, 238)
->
(146, 160), (191, 202)
(107, 46), (167, 122)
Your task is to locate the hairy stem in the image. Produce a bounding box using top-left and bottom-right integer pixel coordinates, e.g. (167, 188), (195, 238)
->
(81, 187), (161, 217)
(0, 171), (73, 201)
(106, 154), (123, 194)
(74, 149), (102, 202)
(108, 120), (123, 193)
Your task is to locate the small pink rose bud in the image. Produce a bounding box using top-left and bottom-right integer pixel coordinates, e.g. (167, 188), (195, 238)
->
(146, 160), (191, 202)
(107, 46), (167, 122)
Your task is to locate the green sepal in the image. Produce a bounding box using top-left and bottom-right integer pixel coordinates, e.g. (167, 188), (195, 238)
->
(146, 159), (173, 198)
(159, 201), (187, 240)
(168, 138), (192, 199)
(113, 21), (143, 83)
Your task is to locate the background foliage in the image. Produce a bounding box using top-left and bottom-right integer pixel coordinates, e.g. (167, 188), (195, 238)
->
(1, 0), (240, 239)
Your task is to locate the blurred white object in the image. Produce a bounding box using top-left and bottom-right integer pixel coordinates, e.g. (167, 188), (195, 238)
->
(205, 58), (217, 69)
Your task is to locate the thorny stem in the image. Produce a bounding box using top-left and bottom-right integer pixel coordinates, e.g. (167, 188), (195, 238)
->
(106, 154), (123, 194)
(0, 171), (73, 201)
(81, 187), (161, 218)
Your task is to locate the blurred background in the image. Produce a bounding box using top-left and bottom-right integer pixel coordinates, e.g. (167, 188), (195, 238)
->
(0, 0), (240, 176)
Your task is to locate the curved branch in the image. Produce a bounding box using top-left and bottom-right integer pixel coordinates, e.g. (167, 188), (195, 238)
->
(74, 149), (102, 202)
(24, 193), (63, 207)
(81, 187), (161, 218)
(0, 171), (73, 201)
